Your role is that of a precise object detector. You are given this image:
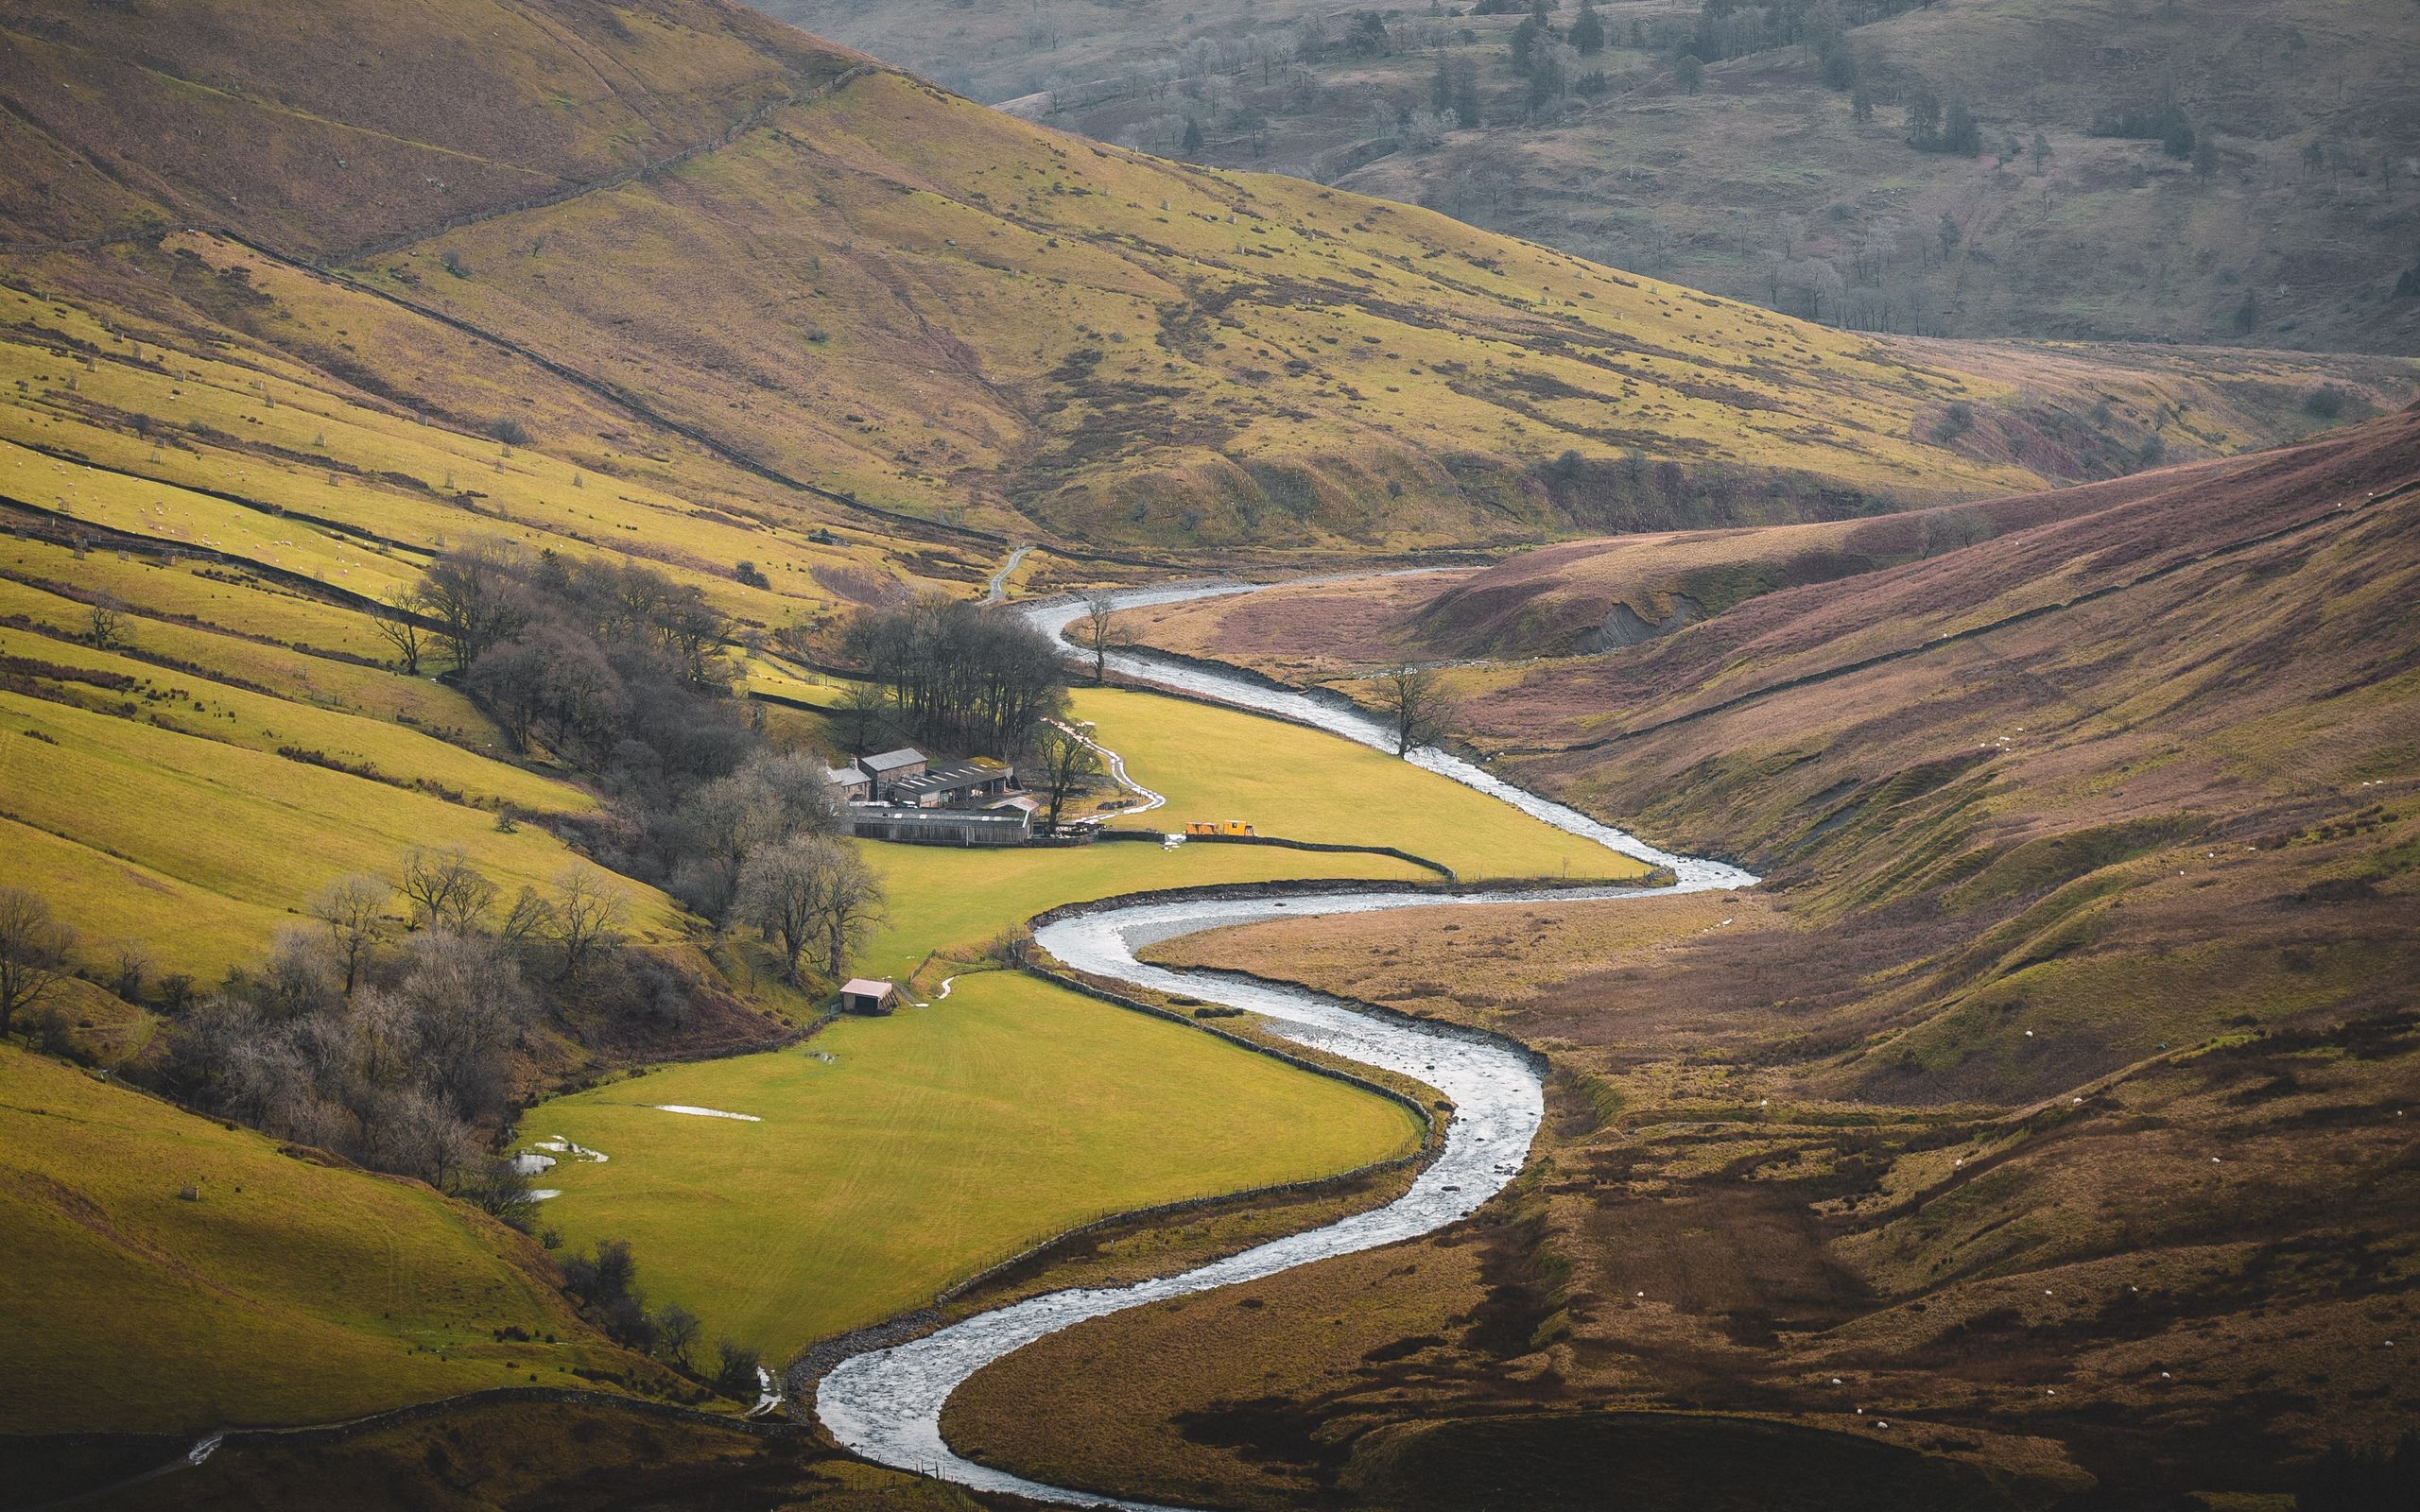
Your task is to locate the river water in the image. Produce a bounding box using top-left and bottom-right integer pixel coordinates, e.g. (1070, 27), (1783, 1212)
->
(813, 585), (1755, 1507)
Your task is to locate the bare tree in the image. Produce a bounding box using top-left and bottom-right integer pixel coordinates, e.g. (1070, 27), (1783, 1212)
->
(657, 1303), (702, 1372)
(86, 599), (128, 651)
(1030, 723), (1104, 830)
(1074, 592), (1127, 684)
(420, 538), (536, 669)
(732, 836), (882, 984)
(551, 869), (628, 982)
(496, 885), (554, 946)
(398, 848), (496, 934)
(372, 586), (430, 676)
(109, 937), (152, 1003)
(384, 1087), (479, 1191)
(308, 874), (393, 995)
(0, 887), (76, 1035)
(840, 679), (890, 755)
(813, 845), (884, 978)
(734, 835), (828, 985)
(344, 986), (417, 1087)
(393, 931), (532, 1121)
(1378, 665), (1455, 757)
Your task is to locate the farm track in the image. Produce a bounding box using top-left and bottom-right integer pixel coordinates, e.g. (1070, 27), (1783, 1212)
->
(811, 583), (1754, 1508)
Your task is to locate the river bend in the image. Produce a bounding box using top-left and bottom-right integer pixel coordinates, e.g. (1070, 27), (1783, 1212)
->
(814, 585), (1755, 1507)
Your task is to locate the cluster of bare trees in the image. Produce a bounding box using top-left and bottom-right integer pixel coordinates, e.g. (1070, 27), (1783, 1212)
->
(841, 595), (1067, 757)
(734, 836), (884, 986)
(365, 546), (899, 991)
(636, 747), (886, 987)
(380, 541), (750, 793)
(163, 853), (631, 1210)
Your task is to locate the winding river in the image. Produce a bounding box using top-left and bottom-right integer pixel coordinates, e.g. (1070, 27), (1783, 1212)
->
(814, 584), (1756, 1507)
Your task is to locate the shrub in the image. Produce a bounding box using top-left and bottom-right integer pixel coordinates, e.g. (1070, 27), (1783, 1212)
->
(713, 1339), (763, 1400)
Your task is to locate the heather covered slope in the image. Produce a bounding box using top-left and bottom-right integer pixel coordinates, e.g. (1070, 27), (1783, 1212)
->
(2, 0), (2407, 555)
(0, 0), (865, 258)
(1125, 405), (2420, 666)
(958, 410), (2420, 1507)
(778, 0), (2420, 352)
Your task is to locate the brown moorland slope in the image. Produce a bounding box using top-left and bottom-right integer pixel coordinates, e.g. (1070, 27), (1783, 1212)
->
(956, 409), (2420, 1507)
(1124, 405), (2420, 667)
(767, 0), (2420, 352)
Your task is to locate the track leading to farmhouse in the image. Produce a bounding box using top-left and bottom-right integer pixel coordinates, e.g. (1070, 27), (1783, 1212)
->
(813, 585), (1755, 1508)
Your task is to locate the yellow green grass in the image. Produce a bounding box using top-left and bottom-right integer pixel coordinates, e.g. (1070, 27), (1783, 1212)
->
(0, 532), (397, 662)
(0, 625), (575, 814)
(519, 970), (1422, 1358)
(0, 1044), (648, 1433)
(0, 573), (493, 736)
(0, 690), (668, 978)
(1069, 686), (1645, 881)
(0, 271), (938, 630)
(856, 839), (1429, 979)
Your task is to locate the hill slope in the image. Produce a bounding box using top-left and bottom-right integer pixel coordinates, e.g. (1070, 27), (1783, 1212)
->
(767, 0), (2420, 352)
(967, 407), (2420, 1506)
(0, 1044), (663, 1433)
(2, 0), (2408, 560)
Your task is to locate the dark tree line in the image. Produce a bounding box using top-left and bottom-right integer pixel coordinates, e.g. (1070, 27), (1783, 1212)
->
(841, 595), (1068, 758)
(1685, 0), (1921, 64)
(415, 540), (751, 803)
(1905, 86), (1982, 155)
(2089, 95), (2197, 159)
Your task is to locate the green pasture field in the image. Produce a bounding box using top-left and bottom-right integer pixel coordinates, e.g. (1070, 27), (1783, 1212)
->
(856, 838), (1429, 979)
(1067, 685), (1649, 882)
(518, 969), (1422, 1358)
(0, 1044), (648, 1433)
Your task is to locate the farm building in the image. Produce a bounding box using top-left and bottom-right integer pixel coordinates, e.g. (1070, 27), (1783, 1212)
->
(839, 978), (897, 1015)
(887, 758), (1018, 809)
(847, 803), (1032, 847)
(858, 747), (928, 790)
(825, 764), (872, 803)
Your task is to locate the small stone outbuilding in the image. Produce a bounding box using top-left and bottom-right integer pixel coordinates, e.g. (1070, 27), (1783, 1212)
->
(839, 977), (898, 1015)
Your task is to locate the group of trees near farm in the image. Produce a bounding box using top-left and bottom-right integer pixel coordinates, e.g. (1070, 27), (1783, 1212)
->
(841, 595), (1068, 757)
(389, 541), (888, 988)
(382, 541), (749, 803)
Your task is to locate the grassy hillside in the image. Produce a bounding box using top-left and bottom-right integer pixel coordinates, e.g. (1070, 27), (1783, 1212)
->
(1066, 686), (1638, 879)
(3, 0), (2408, 565)
(13, 1400), (977, 1512)
(1339, 0), (2420, 352)
(958, 407), (2420, 1505)
(772, 0), (2420, 353)
(0, 1044), (666, 1433)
